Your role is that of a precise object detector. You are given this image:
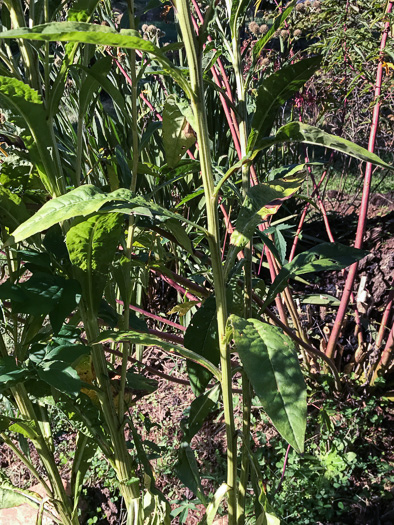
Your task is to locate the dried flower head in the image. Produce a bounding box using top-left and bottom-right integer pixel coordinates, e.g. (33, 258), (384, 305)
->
(261, 58), (270, 67)
(248, 21), (260, 36)
(280, 29), (288, 39)
(293, 28), (302, 37)
(142, 24), (148, 32)
(260, 24), (269, 34)
(295, 3), (304, 11)
(314, 0), (321, 7)
(147, 24), (157, 34)
(305, 0), (311, 7)
(273, 29), (280, 38)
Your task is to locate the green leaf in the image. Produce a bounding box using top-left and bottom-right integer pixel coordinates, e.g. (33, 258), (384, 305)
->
(184, 296), (220, 396)
(162, 218), (193, 254)
(300, 294), (340, 306)
(0, 415), (39, 439)
(78, 56), (112, 117)
(96, 330), (221, 380)
(262, 243), (368, 309)
(37, 361), (82, 398)
(0, 23), (191, 96)
(44, 344), (90, 365)
(7, 184), (206, 245)
(162, 95), (196, 168)
(0, 274), (80, 328)
(252, 122), (393, 170)
(0, 357), (29, 392)
(71, 434), (97, 517)
(252, 1), (295, 61)
(175, 443), (208, 505)
(249, 56), (321, 150)
(0, 186), (30, 231)
(182, 384), (220, 443)
(203, 483), (228, 525)
(68, 0), (100, 22)
(0, 76), (63, 195)
(66, 213), (123, 314)
(230, 174), (304, 251)
(125, 372), (158, 395)
(0, 485), (38, 510)
(230, 0), (253, 36)
(229, 315), (306, 453)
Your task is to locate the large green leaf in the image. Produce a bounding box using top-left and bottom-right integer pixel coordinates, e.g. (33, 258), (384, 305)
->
(249, 56), (321, 150)
(251, 122), (393, 170)
(229, 315), (306, 453)
(184, 296), (220, 396)
(0, 273), (80, 332)
(162, 95), (196, 168)
(37, 360), (82, 398)
(0, 77), (63, 195)
(0, 23), (191, 96)
(261, 242), (369, 310)
(0, 357), (29, 392)
(6, 185), (205, 246)
(66, 213), (123, 313)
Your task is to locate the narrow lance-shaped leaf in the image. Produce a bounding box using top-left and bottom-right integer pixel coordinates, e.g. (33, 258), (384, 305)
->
(96, 330), (221, 380)
(261, 242), (369, 310)
(184, 296), (220, 396)
(229, 315), (307, 453)
(250, 122), (393, 170)
(175, 444), (208, 506)
(248, 56), (322, 150)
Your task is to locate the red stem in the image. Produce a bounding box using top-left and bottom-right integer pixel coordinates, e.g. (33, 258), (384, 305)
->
(115, 299), (186, 331)
(325, 2), (393, 359)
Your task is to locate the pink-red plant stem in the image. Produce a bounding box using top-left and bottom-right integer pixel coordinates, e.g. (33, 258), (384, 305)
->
(326, 2), (393, 360)
(115, 299), (186, 331)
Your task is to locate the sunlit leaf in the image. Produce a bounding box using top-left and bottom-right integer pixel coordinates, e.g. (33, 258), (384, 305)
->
(229, 315), (306, 453)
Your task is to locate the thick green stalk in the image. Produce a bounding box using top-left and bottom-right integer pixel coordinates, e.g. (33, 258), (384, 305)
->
(230, 13), (252, 523)
(118, 0), (140, 421)
(11, 385), (78, 525)
(4, 0), (40, 91)
(175, 1), (237, 522)
(81, 308), (140, 517)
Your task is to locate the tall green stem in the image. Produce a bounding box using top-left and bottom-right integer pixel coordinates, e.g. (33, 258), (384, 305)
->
(118, 0), (140, 421)
(81, 308), (140, 516)
(175, 1), (237, 522)
(230, 13), (252, 523)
